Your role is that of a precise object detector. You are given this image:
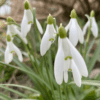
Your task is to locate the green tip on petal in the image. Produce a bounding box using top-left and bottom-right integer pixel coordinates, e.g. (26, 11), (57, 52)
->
(7, 34), (11, 42)
(90, 10), (95, 17)
(70, 9), (77, 18)
(58, 23), (66, 38)
(47, 14), (54, 24)
(24, 0), (30, 10)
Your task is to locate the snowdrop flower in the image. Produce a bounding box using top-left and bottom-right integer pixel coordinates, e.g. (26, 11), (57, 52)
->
(5, 34), (23, 64)
(40, 14), (55, 56)
(0, 0), (11, 16)
(7, 17), (28, 44)
(65, 9), (84, 46)
(54, 24), (88, 87)
(83, 10), (98, 38)
(21, 0), (43, 38)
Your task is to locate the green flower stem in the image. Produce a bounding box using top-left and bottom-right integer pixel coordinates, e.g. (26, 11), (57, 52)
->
(44, 56), (56, 100)
(33, 8), (41, 43)
(59, 85), (62, 100)
(63, 82), (68, 100)
(84, 18), (92, 60)
(7, 22), (21, 28)
(17, 35), (37, 73)
(80, 43), (83, 55)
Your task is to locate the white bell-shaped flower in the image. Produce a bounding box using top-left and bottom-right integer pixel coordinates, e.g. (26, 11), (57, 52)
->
(5, 34), (23, 64)
(7, 24), (28, 44)
(40, 14), (55, 56)
(7, 17), (28, 44)
(54, 25), (88, 87)
(83, 11), (98, 38)
(21, 0), (43, 37)
(0, 0), (11, 16)
(65, 9), (84, 46)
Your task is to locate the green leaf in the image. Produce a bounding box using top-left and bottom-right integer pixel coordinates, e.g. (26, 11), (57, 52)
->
(0, 85), (28, 98)
(0, 84), (39, 93)
(0, 61), (50, 90)
(88, 42), (100, 74)
(69, 80), (100, 86)
(0, 93), (11, 100)
(83, 90), (96, 100)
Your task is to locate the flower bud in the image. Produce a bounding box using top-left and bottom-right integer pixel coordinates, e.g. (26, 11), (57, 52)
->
(24, 0), (30, 10)
(58, 23), (66, 38)
(47, 14), (54, 24)
(70, 9), (77, 18)
(90, 10), (95, 17)
(7, 17), (14, 23)
(7, 34), (11, 42)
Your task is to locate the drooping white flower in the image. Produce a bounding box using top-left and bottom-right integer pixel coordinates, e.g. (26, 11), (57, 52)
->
(5, 34), (23, 64)
(0, 0), (11, 16)
(40, 14), (55, 56)
(83, 11), (98, 38)
(54, 25), (88, 87)
(7, 17), (28, 44)
(21, 0), (43, 37)
(65, 9), (84, 46)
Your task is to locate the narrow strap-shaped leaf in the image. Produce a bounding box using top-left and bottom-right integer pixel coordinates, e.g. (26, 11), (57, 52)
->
(0, 93), (11, 100)
(69, 80), (100, 86)
(88, 42), (100, 74)
(0, 61), (51, 90)
(0, 85), (28, 98)
(0, 84), (39, 93)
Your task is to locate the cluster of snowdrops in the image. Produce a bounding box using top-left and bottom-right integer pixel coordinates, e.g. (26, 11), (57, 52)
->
(4, 0), (98, 87)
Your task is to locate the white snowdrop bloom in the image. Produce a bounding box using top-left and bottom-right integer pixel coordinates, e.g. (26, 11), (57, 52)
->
(65, 9), (84, 46)
(5, 34), (23, 64)
(7, 17), (28, 44)
(54, 24), (88, 87)
(0, 0), (11, 16)
(21, 0), (43, 37)
(40, 14), (55, 56)
(83, 11), (98, 38)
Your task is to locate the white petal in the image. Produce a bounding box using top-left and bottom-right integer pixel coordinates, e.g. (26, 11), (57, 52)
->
(62, 38), (71, 57)
(21, 16), (31, 37)
(4, 47), (10, 64)
(91, 17), (98, 38)
(8, 53), (13, 63)
(75, 20), (84, 44)
(65, 20), (71, 32)
(40, 26), (51, 56)
(69, 19), (78, 46)
(36, 19), (43, 34)
(48, 24), (55, 40)
(0, 6), (5, 15)
(64, 59), (70, 71)
(67, 38), (88, 77)
(83, 21), (90, 35)
(64, 71), (68, 83)
(13, 45), (23, 62)
(54, 39), (64, 85)
(71, 60), (81, 87)
(25, 9), (33, 23)
(64, 59), (70, 83)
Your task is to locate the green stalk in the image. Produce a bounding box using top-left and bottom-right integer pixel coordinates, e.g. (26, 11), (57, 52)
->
(44, 56), (56, 100)
(59, 85), (62, 100)
(33, 8), (41, 43)
(63, 82), (68, 100)
(84, 18), (92, 60)
(80, 43), (83, 55)
(17, 35), (37, 73)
